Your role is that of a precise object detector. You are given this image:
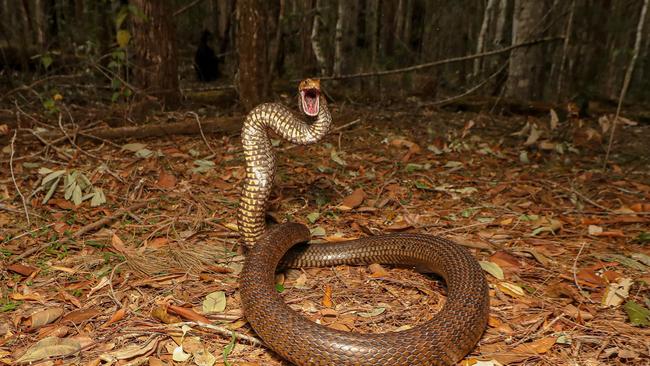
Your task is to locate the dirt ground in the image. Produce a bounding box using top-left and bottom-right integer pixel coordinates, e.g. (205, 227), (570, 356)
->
(1, 98), (649, 365)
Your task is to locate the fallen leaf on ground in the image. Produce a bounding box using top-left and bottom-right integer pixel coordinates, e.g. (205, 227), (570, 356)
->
(16, 336), (92, 363)
(29, 307), (64, 329)
(101, 308), (126, 328)
(340, 188), (365, 210)
(203, 291), (227, 313)
(322, 285), (333, 308)
(368, 263), (390, 277)
(479, 261), (504, 280)
(156, 171), (177, 189)
(167, 305), (210, 323)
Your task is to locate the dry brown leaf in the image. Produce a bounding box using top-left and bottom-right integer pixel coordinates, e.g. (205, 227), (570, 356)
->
(101, 308), (126, 328)
(340, 188), (365, 210)
(576, 268), (604, 286)
(491, 336), (557, 364)
(157, 171), (177, 189)
(146, 237), (169, 248)
(6, 264), (37, 277)
(322, 285), (333, 308)
(29, 308), (63, 329)
(9, 292), (45, 304)
(368, 263), (390, 278)
(151, 306), (182, 324)
(111, 234), (128, 253)
(48, 198), (76, 210)
(384, 220), (413, 231)
(329, 322), (351, 332)
(61, 308), (101, 325)
(58, 290), (82, 308)
(167, 304), (211, 323)
(489, 251), (522, 271)
(15, 335), (92, 363)
(563, 304), (594, 321)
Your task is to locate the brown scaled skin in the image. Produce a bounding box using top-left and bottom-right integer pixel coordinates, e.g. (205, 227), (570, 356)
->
(237, 79), (490, 366)
(237, 79), (331, 247)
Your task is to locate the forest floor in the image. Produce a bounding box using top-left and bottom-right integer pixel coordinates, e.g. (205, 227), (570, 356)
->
(1, 96), (649, 366)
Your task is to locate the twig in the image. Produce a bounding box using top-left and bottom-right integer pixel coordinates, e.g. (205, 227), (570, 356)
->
(175, 321), (264, 347)
(572, 241), (594, 303)
(74, 200), (152, 238)
(188, 111), (217, 155)
(332, 118), (361, 132)
(9, 131), (30, 226)
(423, 61), (508, 106)
(293, 36), (563, 82)
(603, 0), (648, 170)
(1, 223), (54, 244)
(173, 0), (206, 17)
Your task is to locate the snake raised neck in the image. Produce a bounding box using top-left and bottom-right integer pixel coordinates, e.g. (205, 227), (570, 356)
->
(237, 79), (489, 366)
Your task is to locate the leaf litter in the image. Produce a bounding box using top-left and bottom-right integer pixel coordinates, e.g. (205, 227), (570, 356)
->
(0, 102), (649, 365)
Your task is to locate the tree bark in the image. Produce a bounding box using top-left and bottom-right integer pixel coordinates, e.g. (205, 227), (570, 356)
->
(402, 0), (413, 45)
(236, 0), (270, 110)
(505, 0), (546, 100)
(311, 0), (327, 75)
(269, 0), (285, 77)
(556, 0), (575, 100)
(131, 0), (180, 107)
(333, 0), (345, 76)
(474, 0), (496, 78)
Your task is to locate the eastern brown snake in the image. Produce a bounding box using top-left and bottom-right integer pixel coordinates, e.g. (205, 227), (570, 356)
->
(237, 79), (489, 365)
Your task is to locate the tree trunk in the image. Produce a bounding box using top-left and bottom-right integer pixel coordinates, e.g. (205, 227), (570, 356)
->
(131, 0), (180, 107)
(311, 0), (327, 75)
(556, 0), (575, 100)
(402, 0), (413, 45)
(333, 0), (345, 76)
(236, 0), (270, 110)
(474, 0), (496, 78)
(33, 0), (45, 49)
(269, 0), (285, 77)
(366, 0), (379, 66)
(505, 0), (546, 100)
(395, 0), (404, 42)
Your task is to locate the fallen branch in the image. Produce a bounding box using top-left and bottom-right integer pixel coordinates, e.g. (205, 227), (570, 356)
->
(74, 200), (152, 238)
(9, 131), (30, 226)
(603, 0), (648, 170)
(294, 36), (563, 82)
(75, 116), (243, 141)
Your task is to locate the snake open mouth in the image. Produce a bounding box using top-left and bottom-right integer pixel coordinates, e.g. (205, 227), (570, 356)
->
(300, 88), (320, 117)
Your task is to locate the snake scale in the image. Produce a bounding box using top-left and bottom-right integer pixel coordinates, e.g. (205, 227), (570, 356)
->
(237, 79), (489, 366)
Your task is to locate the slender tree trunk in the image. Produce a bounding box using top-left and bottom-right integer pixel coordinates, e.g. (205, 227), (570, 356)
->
(395, 0), (404, 41)
(311, 0), (327, 75)
(236, 0), (270, 110)
(33, 0), (45, 49)
(474, 0), (496, 78)
(131, 0), (180, 107)
(403, 0), (413, 45)
(366, 0), (379, 66)
(333, 0), (345, 76)
(269, 0), (285, 77)
(494, 0), (509, 47)
(505, 0), (546, 100)
(556, 0), (575, 100)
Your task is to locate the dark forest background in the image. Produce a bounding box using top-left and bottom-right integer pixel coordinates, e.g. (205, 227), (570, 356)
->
(0, 0), (649, 114)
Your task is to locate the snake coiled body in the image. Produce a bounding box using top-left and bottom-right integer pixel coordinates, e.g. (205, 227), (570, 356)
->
(238, 80), (489, 366)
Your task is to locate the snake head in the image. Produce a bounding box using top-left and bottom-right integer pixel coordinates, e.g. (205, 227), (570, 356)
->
(299, 78), (321, 117)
